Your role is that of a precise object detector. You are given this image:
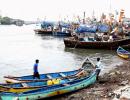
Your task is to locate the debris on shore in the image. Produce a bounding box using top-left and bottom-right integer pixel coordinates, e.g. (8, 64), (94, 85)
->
(48, 61), (130, 100)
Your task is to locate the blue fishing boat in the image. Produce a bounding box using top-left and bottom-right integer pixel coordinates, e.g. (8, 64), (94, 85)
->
(4, 57), (94, 83)
(0, 58), (98, 100)
(117, 46), (130, 59)
(1, 56), (93, 93)
(53, 30), (71, 36)
(0, 76), (76, 93)
(4, 69), (81, 83)
(34, 21), (54, 34)
(53, 22), (71, 36)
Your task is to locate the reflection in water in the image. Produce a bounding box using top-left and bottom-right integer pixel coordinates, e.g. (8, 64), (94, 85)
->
(0, 25), (124, 82)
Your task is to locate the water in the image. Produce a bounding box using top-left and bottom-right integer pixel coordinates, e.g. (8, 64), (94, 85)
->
(0, 25), (123, 82)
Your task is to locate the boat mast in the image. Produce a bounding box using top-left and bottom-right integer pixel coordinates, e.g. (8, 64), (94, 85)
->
(83, 11), (86, 24)
(119, 9), (125, 22)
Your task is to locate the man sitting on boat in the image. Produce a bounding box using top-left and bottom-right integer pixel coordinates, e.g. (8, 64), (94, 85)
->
(102, 32), (109, 41)
(111, 23), (125, 40)
(94, 30), (103, 41)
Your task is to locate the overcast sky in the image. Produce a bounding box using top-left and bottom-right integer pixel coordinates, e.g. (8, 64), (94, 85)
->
(0, 0), (130, 21)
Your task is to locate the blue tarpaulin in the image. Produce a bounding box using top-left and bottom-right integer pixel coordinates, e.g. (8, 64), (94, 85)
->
(58, 22), (71, 28)
(98, 24), (110, 33)
(60, 23), (71, 28)
(41, 21), (54, 28)
(75, 25), (97, 33)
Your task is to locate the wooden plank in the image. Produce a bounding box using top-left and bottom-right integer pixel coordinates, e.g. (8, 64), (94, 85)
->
(21, 83), (28, 87)
(46, 75), (52, 79)
(59, 73), (66, 77)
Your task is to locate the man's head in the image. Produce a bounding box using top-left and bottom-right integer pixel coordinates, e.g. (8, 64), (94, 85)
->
(35, 59), (39, 63)
(97, 58), (100, 61)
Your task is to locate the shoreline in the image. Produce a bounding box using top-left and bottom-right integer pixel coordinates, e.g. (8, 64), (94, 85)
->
(48, 60), (130, 100)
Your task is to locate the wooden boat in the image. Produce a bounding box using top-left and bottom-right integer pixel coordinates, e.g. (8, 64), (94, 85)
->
(117, 46), (130, 59)
(4, 57), (95, 83)
(34, 29), (53, 34)
(0, 81), (44, 93)
(4, 69), (81, 83)
(34, 21), (54, 34)
(64, 37), (130, 50)
(0, 77), (76, 93)
(0, 58), (97, 100)
(52, 23), (72, 36)
(0, 58), (95, 93)
(53, 31), (71, 36)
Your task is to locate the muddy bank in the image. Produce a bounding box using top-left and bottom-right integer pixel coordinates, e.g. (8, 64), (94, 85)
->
(46, 61), (130, 100)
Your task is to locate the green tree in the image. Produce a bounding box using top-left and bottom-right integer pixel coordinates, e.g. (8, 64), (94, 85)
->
(1, 17), (12, 25)
(0, 16), (2, 24)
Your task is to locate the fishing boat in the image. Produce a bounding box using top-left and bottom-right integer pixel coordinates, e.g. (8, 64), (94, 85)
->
(0, 76), (76, 93)
(0, 58), (98, 100)
(34, 29), (52, 34)
(4, 57), (95, 84)
(53, 22), (71, 36)
(34, 21), (54, 34)
(4, 69), (81, 83)
(0, 59), (95, 93)
(53, 31), (71, 36)
(117, 46), (130, 59)
(64, 37), (130, 50)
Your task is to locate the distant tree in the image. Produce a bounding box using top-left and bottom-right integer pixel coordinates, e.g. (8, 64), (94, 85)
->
(0, 16), (2, 24)
(1, 17), (12, 25)
(13, 19), (24, 26)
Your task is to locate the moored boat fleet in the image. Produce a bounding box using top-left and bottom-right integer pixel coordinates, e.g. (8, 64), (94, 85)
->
(34, 10), (130, 49)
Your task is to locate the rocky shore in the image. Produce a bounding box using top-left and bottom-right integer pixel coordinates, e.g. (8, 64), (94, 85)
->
(46, 60), (130, 100)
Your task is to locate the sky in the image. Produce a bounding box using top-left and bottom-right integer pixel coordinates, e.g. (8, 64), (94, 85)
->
(0, 0), (130, 21)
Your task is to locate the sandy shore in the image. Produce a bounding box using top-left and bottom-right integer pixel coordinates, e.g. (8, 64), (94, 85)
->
(46, 60), (130, 100)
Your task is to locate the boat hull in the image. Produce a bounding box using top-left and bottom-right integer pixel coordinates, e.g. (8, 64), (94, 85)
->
(4, 69), (80, 83)
(64, 37), (130, 50)
(0, 78), (73, 93)
(0, 86), (40, 93)
(34, 29), (52, 34)
(53, 32), (71, 36)
(0, 69), (98, 100)
(117, 54), (129, 59)
(117, 46), (130, 59)
(1, 58), (96, 93)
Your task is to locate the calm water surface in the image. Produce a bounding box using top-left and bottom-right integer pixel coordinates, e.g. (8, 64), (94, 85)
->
(0, 25), (124, 82)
